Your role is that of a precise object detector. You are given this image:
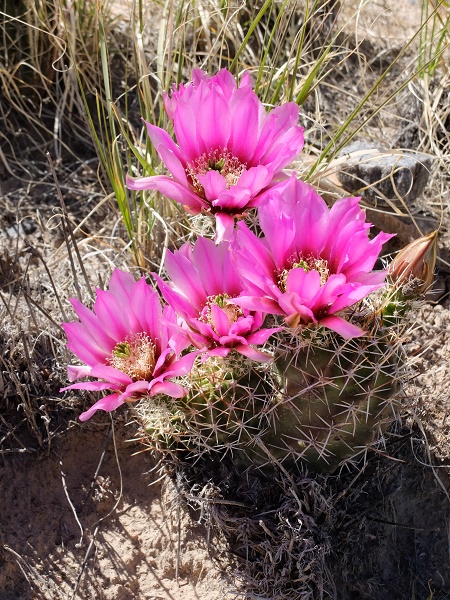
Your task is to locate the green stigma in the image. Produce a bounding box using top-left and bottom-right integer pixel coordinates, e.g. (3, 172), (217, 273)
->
(113, 341), (131, 359)
(208, 157), (226, 171)
(214, 293), (230, 308)
(293, 259), (310, 272)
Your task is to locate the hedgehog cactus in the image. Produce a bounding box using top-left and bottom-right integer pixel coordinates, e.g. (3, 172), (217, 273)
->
(136, 354), (276, 465)
(62, 67), (438, 477)
(134, 303), (404, 474)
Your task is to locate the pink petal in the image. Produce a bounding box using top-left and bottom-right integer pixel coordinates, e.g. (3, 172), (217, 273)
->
(202, 347), (231, 360)
(260, 125), (305, 173)
(238, 71), (253, 90)
(189, 318), (219, 342)
(278, 293), (315, 323)
(69, 298), (116, 352)
(93, 289), (129, 341)
(164, 249), (208, 309)
(215, 213), (235, 243)
(63, 322), (108, 366)
(197, 87), (231, 150)
(253, 103), (303, 167)
(120, 380), (151, 400)
(167, 329), (193, 356)
(213, 187), (250, 211)
(126, 174), (205, 211)
(173, 101), (205, 161)
(165, 350), (199, 378)
(158, 144), (191, 186)
(233, 295), (284, 315)
(308, 273), (348, 312)
(234, 344), (273, 362)
(191, 237), (239, 296)
(228, 314), (254, 336)
(217, 334), (247, 346)
(89, 364), (133, 386)
(79, 393), (125, 421)
(197, 170), (227, 201)
(141, 283), (164, 350)
(150, 381), (187, 398)
(211, 68), (237, 97)
(232, 165), (272, 203)
(152, 347), (173, 377)
(246, 326), (283, 345)
(319, 315), (366, 339)
(67, 365), (92, 381)
(285, 268), (322, 304)
(153, 274), (198, 321)
(292, 184), (331, 256)
(128, 278), (159, 342)
(144, 121), (185, 164)
(112, 274), (146, 334)
(344, 231), (395, 279)
(329, 281), (386, 314)
(211, 304), (232, 337)
(233, 222), (277, 291)
(259, 209), (295, 272)
(60, 381), (115, 392)
(229, 87), (263, 160)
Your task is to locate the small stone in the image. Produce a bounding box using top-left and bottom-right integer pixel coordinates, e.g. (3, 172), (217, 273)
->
(4, 218), (37, 238)
(336, 141), (433, 205)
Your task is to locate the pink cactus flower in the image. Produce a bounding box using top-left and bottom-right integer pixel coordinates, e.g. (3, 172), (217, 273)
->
(153, 236), (281, 362)
(126, 69), (304, 243)
(60, 269), (198, 421)
(231, 176), (395, 339)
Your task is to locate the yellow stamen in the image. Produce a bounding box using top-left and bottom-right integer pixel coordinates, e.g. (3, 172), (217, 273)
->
(109, 333), (156, 381)
(278, 255), (330, 292)
(187, 148), (247, 195)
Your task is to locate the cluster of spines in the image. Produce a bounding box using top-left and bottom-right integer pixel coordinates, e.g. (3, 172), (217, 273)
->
(134, 295), (408, 473)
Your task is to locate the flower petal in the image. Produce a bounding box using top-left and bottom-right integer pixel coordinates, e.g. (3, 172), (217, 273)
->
(61, 381), (115, 392)
(150, 381), (187, 398)
(67, 365), (92, 381)
(215, 213), (235, 243)
(144, 121), (185, 164)
(79, 393), (125, 421)
(319, 315), (366, 339)
(197, 170), (227, 201)
(63, 322), (108, 366)
(126, 174), (205, 211)
(234, 344), (273, 362)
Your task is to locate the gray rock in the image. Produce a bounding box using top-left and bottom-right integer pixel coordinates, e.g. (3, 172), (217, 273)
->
(336, 141), (433, 204)
(4, 218), (37, 238)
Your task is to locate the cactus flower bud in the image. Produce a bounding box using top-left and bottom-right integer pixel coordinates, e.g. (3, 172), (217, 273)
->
(389, 230), (438, 297)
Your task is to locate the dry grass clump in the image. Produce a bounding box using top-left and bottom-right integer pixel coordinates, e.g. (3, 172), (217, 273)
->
(0, 161), (126, 454)
(166, 454), (333, 599)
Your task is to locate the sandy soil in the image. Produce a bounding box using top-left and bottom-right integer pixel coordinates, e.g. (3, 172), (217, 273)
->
(1, 423), (231, 600)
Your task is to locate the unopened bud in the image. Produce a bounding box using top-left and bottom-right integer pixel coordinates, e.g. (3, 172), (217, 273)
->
(389, 230), (438, 297)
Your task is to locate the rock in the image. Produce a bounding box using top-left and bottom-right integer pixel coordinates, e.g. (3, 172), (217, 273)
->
(4, 218), (37, 238)
(336, 141), (433, 205)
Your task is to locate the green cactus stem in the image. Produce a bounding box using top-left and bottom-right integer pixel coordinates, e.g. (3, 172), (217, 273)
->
(263, 325), (403, 472)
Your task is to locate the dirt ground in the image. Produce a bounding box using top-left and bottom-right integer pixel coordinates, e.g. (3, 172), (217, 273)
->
(0, 424), (232, 600)
(2, 0), (450, 599)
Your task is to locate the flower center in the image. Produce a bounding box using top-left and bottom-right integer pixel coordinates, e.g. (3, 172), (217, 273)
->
(109, 333), (156, 381)
(200, 294), (244, 329)
(278, 256), (330, 292)
(186, 148), (247, 195)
